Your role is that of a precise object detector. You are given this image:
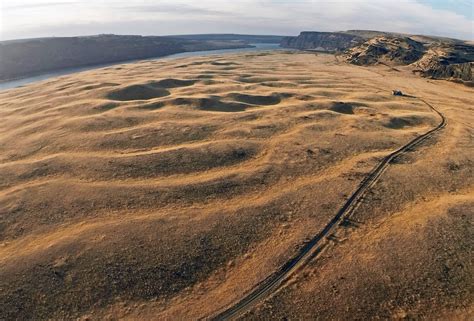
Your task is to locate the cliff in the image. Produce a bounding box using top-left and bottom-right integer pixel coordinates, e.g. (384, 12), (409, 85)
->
(280, 32), (364, 52)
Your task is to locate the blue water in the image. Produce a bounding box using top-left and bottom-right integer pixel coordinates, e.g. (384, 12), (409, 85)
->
(0, 43), (282, 91)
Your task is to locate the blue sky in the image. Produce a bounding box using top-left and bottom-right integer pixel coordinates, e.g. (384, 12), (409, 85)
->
(1, 0), (472, 41)
(420, 0), (473, 19)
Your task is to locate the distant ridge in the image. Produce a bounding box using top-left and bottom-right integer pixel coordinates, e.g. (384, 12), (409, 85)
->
(0, 34), (253, 81)
(164, 34), (285, 44)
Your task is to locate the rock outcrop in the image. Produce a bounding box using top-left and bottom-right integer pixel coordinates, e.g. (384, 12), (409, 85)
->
(280, 31), (364, 52)
(283, 29), (473, 84)
(345, 36), (425, 65)
(412, 43), (473, 82)
(343, 35), (474, 83)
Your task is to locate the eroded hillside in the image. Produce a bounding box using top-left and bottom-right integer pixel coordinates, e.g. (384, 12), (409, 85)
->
(282, 31), (474, 84)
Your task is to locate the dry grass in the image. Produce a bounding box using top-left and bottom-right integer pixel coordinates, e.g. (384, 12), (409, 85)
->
(0, 51), (472, 320)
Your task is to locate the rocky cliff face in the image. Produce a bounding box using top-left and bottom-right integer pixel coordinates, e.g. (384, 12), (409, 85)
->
(344, 36), (474, 82)
(345, 36), (425, 65)
(424, 62), (472, 81)
(281, 32), (364, 52)
(412, 47), (473, 81)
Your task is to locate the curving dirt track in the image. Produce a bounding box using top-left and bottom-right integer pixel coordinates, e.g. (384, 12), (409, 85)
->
(210, 97), (447, 320)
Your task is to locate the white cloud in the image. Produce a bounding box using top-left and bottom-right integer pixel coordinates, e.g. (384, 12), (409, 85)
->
(1, 0), (472, 40)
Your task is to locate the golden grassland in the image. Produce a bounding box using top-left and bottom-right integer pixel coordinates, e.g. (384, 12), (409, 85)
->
(0, 51), (472, 319)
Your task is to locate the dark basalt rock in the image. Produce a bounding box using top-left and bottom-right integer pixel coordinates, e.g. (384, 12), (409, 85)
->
(281, 32), (364, 52)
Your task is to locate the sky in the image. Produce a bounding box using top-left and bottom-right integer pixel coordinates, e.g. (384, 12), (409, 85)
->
(0, 0), (473, 41)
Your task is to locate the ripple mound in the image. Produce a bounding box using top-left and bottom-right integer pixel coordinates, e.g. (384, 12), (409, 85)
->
(226, 93), (283, 105)
(107, 83), (170, 101)
(329, 102), (356, 114)
(383, 114), (433, 129)
(173, 97), (252, 112)
(0, 51), (471, 321)
(150, 78), (197, 88)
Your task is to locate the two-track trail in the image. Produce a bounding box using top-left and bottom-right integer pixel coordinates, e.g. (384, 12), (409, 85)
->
(209, 97), (447, 320)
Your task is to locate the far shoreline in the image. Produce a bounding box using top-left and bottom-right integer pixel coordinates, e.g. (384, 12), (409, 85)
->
(0, 43), (283, 91)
